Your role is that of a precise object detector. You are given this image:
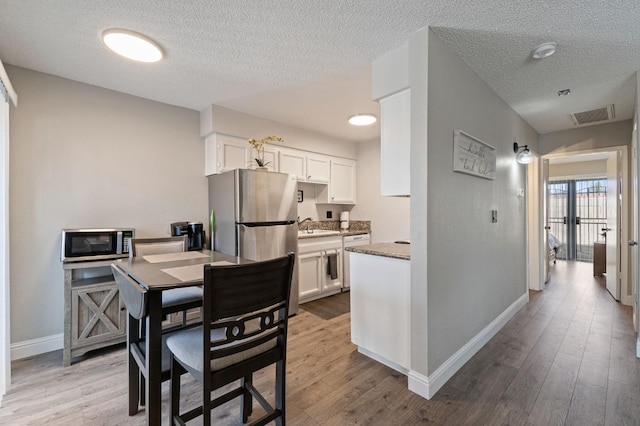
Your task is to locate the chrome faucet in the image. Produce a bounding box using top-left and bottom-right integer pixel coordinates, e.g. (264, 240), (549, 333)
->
(297, 217), (313, 232)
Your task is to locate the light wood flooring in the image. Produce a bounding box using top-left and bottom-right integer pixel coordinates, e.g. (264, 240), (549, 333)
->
(2, 260), (639, 425)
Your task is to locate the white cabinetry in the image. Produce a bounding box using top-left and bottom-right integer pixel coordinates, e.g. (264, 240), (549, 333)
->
(203, 134), (357, 204)
(317, 158), (356, 204)
(350, 252), (410, 373)
(205, 133), (249, 176)
(279, 150), (333, 185)
(380, 89), (410, 196)
(305, 153), (331, 183)
(298, 236), (342, 303)
(279, 149), (306, 180)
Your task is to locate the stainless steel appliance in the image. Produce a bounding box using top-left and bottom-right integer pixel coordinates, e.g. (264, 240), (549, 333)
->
(208, 169), (299, 314)
(170, 221), (205, 250)
(61, 228), (135, 262)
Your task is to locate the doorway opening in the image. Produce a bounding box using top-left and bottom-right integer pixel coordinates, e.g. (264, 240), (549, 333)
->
(548, 178), (608, 262)
(540, 147), (629, 305)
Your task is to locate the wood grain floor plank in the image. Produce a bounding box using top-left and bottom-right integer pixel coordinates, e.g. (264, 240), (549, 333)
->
(4, 262), (640, 425)
(565, 379), (606, 426)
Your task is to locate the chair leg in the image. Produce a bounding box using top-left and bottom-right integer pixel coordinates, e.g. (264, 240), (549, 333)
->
(241, 374), (253, 423)
(202, 372), (213, 426)
(140, 374), (146, 406)
(275, 360), (285, 426)
(170, 355), (181, 425)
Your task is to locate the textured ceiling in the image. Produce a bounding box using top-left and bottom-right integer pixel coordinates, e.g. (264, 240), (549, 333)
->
(1, 1), (639, 141)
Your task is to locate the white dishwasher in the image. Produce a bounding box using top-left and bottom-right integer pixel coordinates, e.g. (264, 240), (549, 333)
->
(342, 233), (371, 290)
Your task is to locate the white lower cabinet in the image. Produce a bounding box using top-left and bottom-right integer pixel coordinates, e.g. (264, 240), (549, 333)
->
(350, 252), (410, 373)
(298, 236), (342, 303)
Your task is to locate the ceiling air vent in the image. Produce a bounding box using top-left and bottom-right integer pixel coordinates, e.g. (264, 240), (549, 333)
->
(569, 105), (615, 126)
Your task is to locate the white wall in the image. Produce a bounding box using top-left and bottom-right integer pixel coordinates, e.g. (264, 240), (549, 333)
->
(351, 140), (410, 243)
(413, 29), (538, 378)
(7, 66), (207, 348)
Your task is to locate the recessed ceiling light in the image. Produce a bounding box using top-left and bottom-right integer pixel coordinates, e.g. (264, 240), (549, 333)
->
(348, 114), (377, 126)
(531, 42), (557, 59)
(102, 29), (163, 63)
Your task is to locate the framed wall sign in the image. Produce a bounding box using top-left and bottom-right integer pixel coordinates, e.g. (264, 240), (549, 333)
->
(453, 130), (496, 180)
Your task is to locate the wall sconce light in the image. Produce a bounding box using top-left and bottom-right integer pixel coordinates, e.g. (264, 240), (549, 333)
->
(513, 142), (534, 164)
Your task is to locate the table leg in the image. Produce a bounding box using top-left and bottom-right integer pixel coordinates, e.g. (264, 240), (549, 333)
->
(145, 291), (163, 425)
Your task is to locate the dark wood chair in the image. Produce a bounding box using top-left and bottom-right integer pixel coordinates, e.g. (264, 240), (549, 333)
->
(166, 253), (295, 426)
(130, 236), (203, 327)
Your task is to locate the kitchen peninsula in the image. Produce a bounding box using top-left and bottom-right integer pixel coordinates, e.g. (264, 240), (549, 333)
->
(346, 242), (410, 373)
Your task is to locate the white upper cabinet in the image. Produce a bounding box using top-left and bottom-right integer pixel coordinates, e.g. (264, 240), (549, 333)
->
(317, 158), (356, 204)
(279, 149), (306, 180)
(306, 153), (331, 184)
(380, 89), (410, 196)
(204, 134), (357, 204)
(205, 133), (249, 176)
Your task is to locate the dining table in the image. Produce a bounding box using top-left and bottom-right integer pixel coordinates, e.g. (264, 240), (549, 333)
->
(112, 249), (251, 425)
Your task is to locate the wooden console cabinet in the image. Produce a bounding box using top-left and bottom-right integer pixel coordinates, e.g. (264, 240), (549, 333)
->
(63, 260), (126, 366)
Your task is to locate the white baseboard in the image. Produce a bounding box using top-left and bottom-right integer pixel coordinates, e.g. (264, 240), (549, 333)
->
(11, 333), (63, 361)
(408, 292), (529, 399)
(357, 347), (409, 375)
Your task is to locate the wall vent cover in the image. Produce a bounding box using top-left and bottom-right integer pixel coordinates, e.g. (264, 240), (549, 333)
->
(569, 105), (615, 126)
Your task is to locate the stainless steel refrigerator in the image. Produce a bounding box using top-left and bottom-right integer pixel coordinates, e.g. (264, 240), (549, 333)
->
(208, 169), (299, 314)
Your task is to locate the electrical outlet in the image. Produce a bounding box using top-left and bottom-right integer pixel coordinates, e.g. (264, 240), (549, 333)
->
(326, 211), (332, 219)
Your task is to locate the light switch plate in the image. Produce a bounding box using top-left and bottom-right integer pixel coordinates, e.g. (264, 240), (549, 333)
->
(517, 188), (525, 198)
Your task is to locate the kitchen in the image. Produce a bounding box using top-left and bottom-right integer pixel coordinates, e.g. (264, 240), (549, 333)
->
(6, 66), (410, 366)
(5, 3), (640, 422)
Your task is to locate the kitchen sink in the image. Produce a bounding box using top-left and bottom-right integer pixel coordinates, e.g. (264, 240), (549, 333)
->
(297, 229), (341, 236)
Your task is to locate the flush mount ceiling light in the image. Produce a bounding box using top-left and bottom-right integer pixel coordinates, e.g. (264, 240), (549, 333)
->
(348, 114), (377, 126)
(531, 42), (557, 59)
(513, 142), (534, 164)
(102, 29), (163, 63)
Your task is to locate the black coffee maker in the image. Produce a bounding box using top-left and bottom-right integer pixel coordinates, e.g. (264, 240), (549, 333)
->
(170, 221), (205, 251)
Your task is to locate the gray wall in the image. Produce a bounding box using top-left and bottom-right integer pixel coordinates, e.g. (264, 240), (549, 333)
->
(417, 30), (537, 374)
(539, 120), (632, 155)
(202, 105), (358, 160)
(7, 66), (207, 344)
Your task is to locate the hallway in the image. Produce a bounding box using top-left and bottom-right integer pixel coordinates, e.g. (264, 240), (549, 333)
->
(442, 259), (640, 425)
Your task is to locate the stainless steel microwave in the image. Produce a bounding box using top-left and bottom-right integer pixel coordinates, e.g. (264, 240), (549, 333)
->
(61, 228), (135, 263)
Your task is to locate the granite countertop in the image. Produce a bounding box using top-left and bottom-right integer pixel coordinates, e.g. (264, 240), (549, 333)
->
(297, 230), (370, 239)
(297, 219), (371, 240)
(345, 242), (410, 260)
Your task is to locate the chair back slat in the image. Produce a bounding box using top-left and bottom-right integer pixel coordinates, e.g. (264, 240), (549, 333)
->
(202, 253), (294, 366)
(130, 236), (188, 258)
(204, 255), (293, 321)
